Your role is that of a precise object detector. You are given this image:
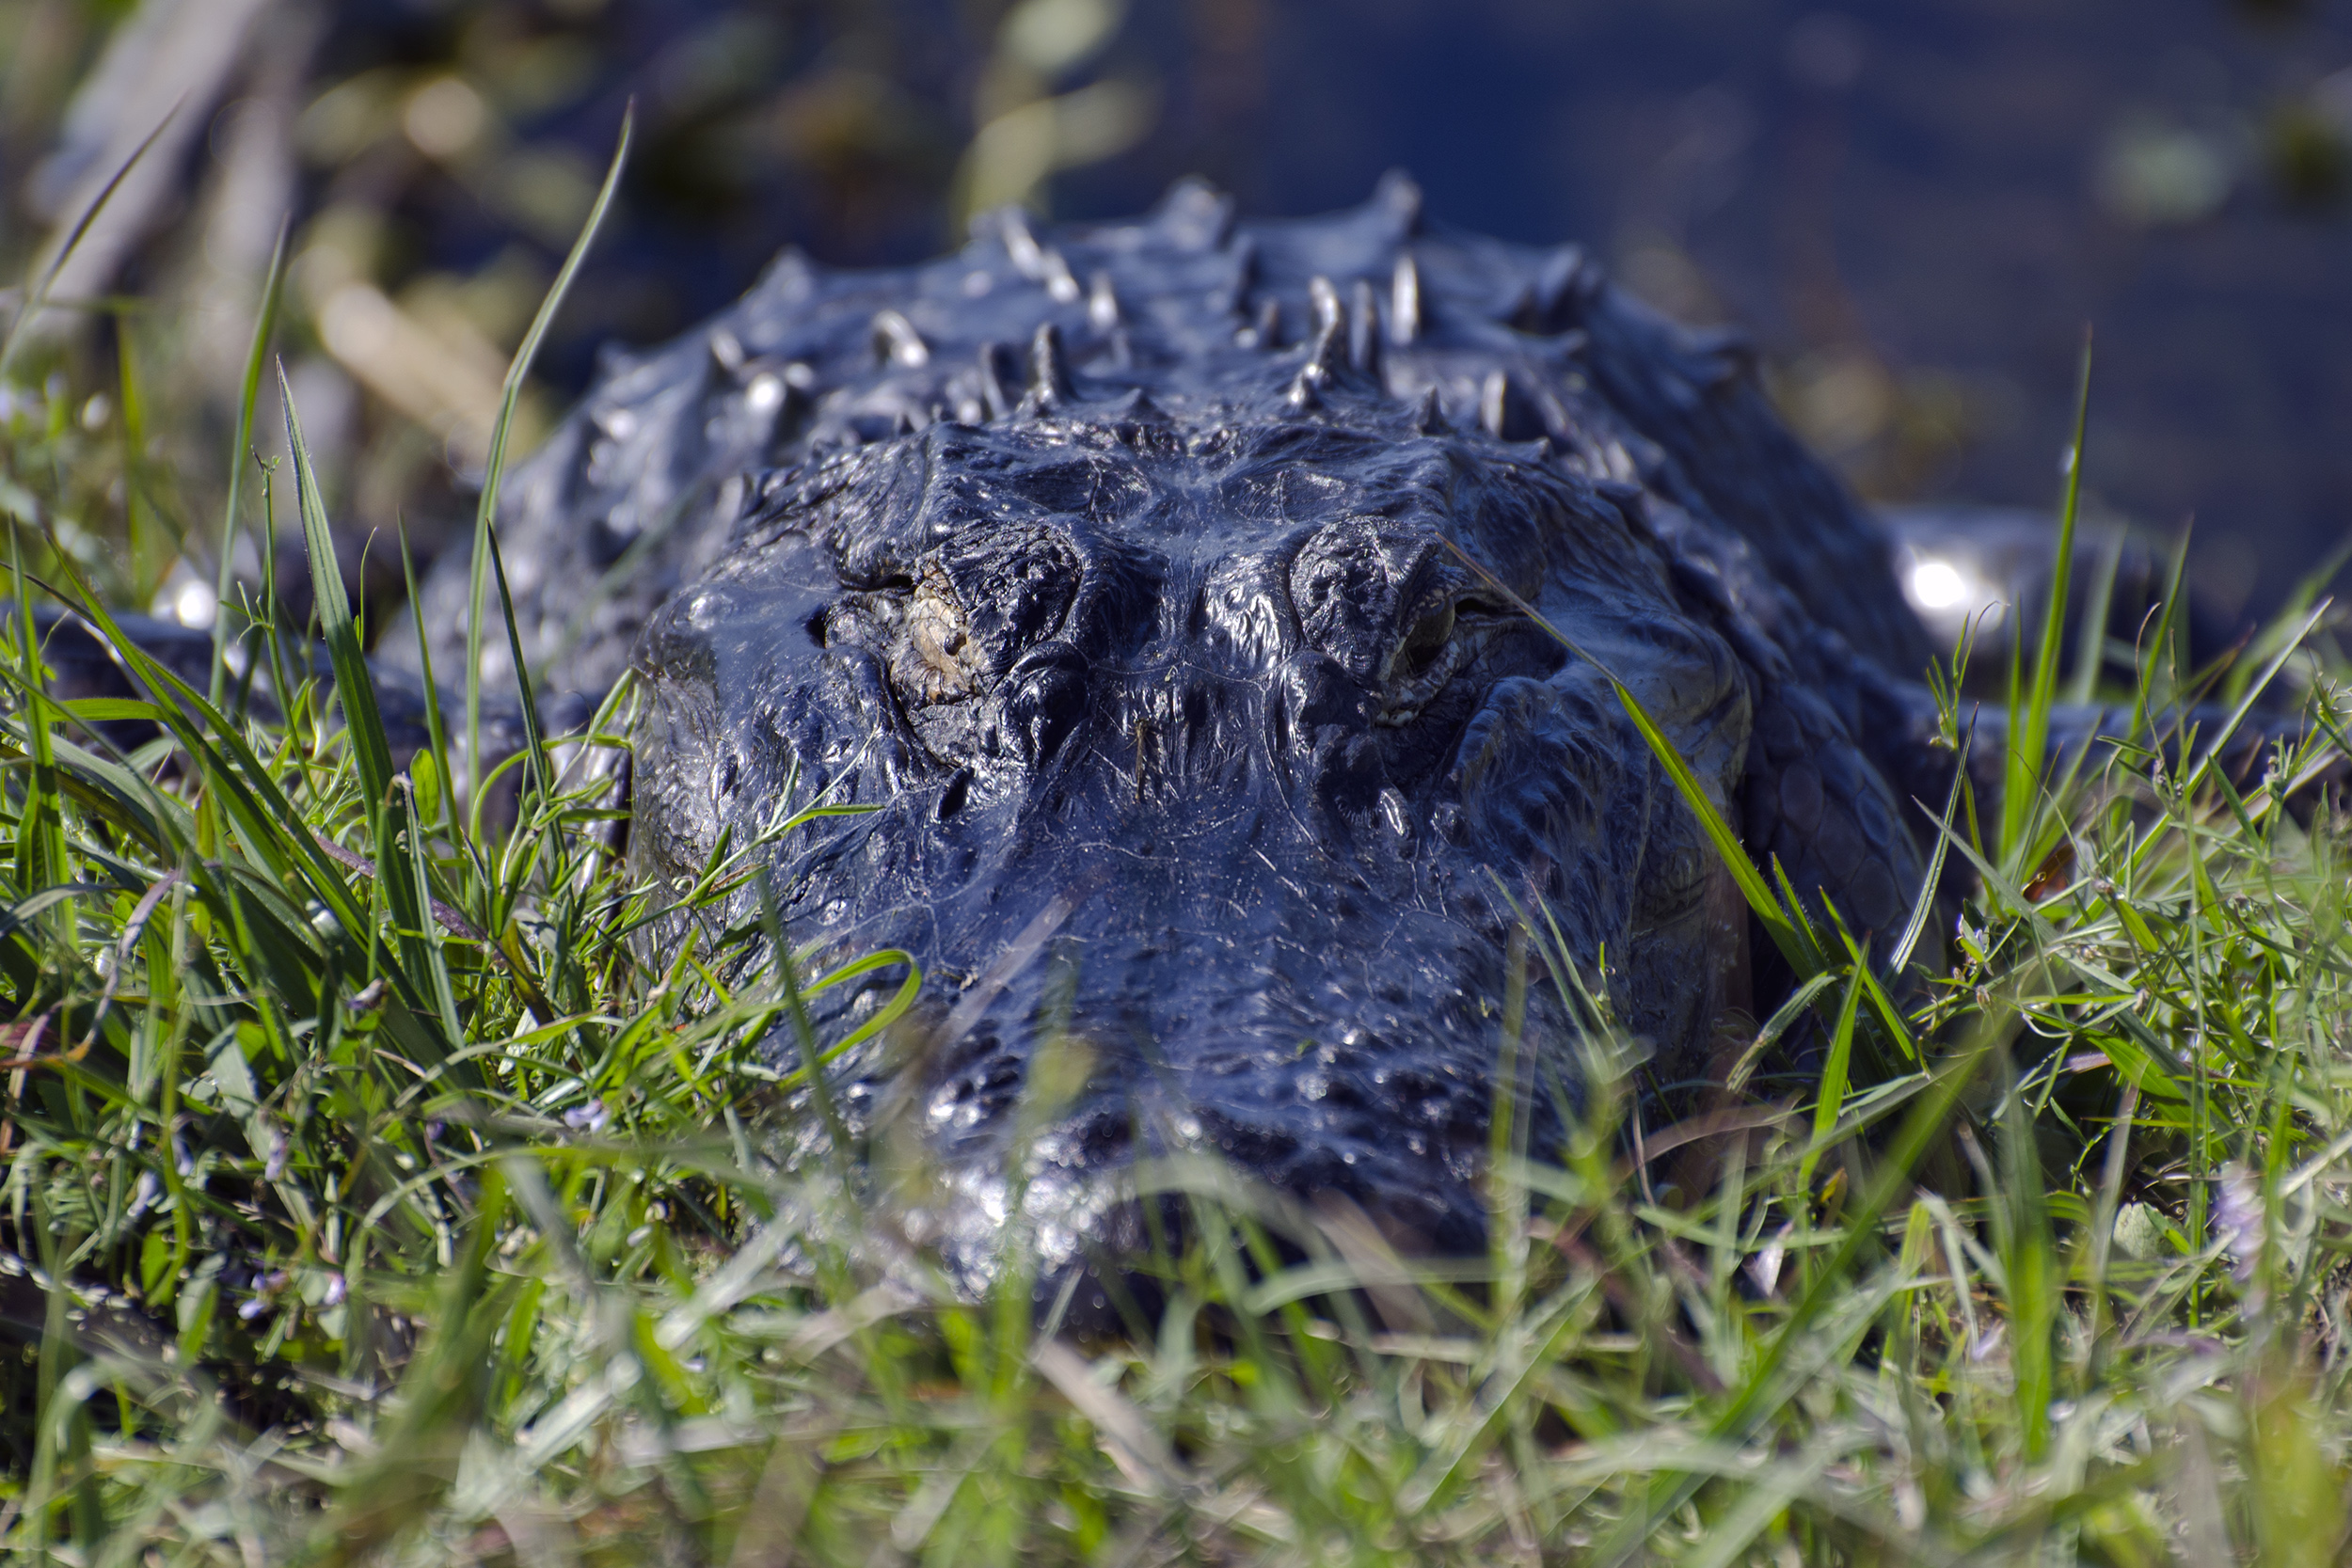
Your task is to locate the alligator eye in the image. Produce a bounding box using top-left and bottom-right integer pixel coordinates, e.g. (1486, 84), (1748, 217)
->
(1375, 594), (1513, 726)
(820, 525), (1078, 741)
(902, 565), (983, 701)
(1394, 602), (1456, 680)
(819, 565), (984, 708)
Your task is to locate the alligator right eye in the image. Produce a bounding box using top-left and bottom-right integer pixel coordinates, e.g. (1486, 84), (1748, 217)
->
(902, 565), (987, 702)
(820, 523), (1079, 744)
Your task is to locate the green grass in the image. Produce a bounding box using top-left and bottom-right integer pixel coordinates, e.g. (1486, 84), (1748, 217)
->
(10, 198), (2352, 1568)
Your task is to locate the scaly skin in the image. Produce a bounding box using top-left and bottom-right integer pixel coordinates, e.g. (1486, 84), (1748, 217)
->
(388, 175), (1952, 1273)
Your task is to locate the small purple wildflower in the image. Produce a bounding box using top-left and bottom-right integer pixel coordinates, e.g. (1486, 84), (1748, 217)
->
(2217, 1163), (2265, 1286)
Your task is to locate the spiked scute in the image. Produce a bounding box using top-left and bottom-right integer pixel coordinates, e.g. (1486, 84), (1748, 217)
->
(1350, 277), (1382, 377)
(1412, 384), (1445, 434)
(394, 166), (1931, 725)
(1391, 252), (1422, 345)
(1025, 322), (1077, 409)
(1088, 270), (1120, 332)
(976, 341), (1020, 420)
(872, 309), (930, 369)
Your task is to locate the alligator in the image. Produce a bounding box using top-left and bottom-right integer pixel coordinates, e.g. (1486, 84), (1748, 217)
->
(364, 176), (2174, 1273)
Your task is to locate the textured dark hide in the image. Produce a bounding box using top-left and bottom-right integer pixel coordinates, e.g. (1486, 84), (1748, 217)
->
(389, 175), (1962, 1271)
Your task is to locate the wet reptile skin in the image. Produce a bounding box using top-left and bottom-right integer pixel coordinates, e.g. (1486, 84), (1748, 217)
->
(388, 175), (1959, 1269)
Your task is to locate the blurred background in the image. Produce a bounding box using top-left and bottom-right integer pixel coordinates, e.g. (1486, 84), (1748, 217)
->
(2, 0), (2348, 638)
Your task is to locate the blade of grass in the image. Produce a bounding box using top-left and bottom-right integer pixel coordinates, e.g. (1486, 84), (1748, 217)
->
(1766, 856), (1835, 993)
(1490, 918), (1532, 1315)
(397, 527), (452, 831)
(8, 529), (72, 912)
(115, 312), (160, 589)
(2066, 523), (2123, 707)
(2182, 600), (2330, 799)
(1797, 967), (1864, 1194)
(385, 777), (464, 1047)
(2084, 1081), (2140, 1384)
(798, 947), (923, 1058)
(1620, 689), (1822, 978)
(756, 869), (850, 1164)
(278, 362), (393, 814)
(1724, 970), (1836, 1098)
(1887, 717), (1971, 976)
(2005, 328), (2093, 863)
(464, 103), (633, 806)
(2130, 522), (2194, 752)
(1998, 1053), (2058, 1461)
(210, 220), (289, 707)
(1839, 922), (1921, 1069)
(484, 520), (551, 813)
(0, 103), (181, 379)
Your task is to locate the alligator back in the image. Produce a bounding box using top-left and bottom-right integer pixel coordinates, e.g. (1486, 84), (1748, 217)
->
(387, 174), (1934, 702)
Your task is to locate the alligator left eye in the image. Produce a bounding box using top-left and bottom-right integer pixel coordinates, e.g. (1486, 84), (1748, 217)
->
(1376, 595), (1519, 725)
(1394, 602), (1455, 680)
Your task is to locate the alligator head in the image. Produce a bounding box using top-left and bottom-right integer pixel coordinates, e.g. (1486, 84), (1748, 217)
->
(630, 336), (1775, 1276)
(398, 178), (1939, 1280)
